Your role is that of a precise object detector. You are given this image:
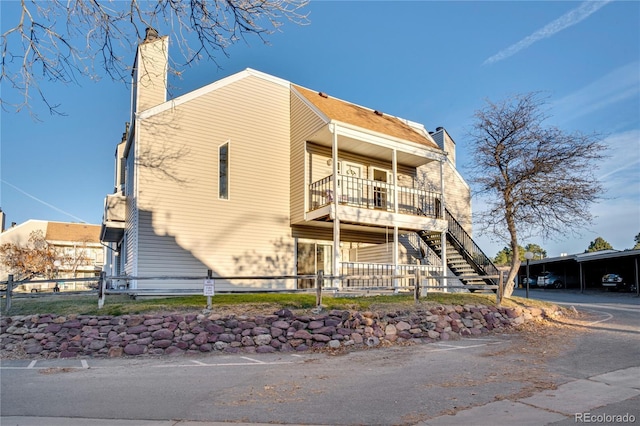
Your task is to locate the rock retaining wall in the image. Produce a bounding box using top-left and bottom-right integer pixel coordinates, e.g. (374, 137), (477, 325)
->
(0, 304), (557, 358)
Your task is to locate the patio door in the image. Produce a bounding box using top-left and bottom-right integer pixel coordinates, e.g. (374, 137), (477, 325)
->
(296, 241), (333, 289)
(339, 162), (362, 205)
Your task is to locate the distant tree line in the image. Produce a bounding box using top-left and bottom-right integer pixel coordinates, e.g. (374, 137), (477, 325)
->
(493, 233), (640, 264)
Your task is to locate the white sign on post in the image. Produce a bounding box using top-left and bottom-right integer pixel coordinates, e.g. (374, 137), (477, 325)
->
(203, 279), (215, 296)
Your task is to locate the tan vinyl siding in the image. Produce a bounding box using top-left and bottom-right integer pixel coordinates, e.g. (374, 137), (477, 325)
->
(352, 244), (393, 264)
(418, 160), (472, 235)
(134, 37), (168, 113)
(125, 149), (137, 278)
(348, 241), (416, 264)
(291, 225), (389, 245)
(135, 76), (294, 291)
(307, 143), (415, 185)
(290, 92), (327, 224)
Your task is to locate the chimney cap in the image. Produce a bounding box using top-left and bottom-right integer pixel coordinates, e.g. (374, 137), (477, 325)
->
(144, 27), (160, 42)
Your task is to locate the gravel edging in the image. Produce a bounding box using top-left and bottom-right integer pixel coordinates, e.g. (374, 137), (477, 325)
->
(0, 304), (561, 359)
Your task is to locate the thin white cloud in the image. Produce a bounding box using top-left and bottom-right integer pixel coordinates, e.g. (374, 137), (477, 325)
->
(597, 130), (640, 202)
(552, 61), (640, 124)
(1, 179), (88, 223)
(483, 1), (613, 65)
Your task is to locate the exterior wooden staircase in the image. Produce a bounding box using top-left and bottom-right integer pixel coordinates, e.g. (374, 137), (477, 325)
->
(419, 208), (499, 291)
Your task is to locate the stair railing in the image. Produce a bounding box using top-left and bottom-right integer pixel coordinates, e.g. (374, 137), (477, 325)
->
(444, 208), (500, 285)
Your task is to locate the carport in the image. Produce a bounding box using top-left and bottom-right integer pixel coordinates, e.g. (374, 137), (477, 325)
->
(518, 249), (640, 294)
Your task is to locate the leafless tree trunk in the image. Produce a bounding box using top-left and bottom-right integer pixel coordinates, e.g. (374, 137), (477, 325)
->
(1, 0), (309, 117)
(468, 92), (606, 298)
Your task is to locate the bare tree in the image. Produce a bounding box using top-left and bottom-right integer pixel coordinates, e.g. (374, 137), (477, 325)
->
(468, 92), (606, 297)
(59, 241), (93, 278)
(0, 230), (57, 280)
(1, 0), (309, 116)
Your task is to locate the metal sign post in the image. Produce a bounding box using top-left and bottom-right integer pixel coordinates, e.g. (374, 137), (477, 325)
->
(204, 269), (215, 310)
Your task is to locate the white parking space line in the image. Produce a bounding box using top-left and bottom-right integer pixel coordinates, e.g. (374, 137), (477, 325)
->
(191, 360), (208, 366)
(431, 343), (466, 348)
(152, 360), (296, 368)
(81, 360), (89, 369)
(240, 356), (266, 364)
(27, 360), (37, 369)
(425, 341), (504, 352)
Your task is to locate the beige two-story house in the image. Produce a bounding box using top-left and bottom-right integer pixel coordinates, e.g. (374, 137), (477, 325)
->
(1, 219), (104, 290)
(100, 30), (488, 292)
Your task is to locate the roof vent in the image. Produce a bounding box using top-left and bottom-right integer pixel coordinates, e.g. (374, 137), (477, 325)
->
(436, 126), (444, 132)
(374, 110), (383, 116)
(318, 92), (328, 98)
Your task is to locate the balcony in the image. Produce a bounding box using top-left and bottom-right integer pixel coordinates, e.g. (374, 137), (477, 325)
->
(100, 193), (126, 242)
(308, 175), (446, 231)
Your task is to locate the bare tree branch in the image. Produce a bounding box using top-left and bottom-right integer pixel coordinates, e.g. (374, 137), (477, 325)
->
(468, 92), (607, 297)
(1, 0), (309, 117)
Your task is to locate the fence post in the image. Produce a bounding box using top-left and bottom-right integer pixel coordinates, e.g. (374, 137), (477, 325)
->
(97, 271), (106, 309)
(497, 272), (503, 307)
(316, 270), (324, 308)
(414, 268), (421, 303)
(5, 275), (13, 314)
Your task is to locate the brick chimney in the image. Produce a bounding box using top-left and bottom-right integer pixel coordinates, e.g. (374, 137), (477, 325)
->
(132, 28), (168, 113)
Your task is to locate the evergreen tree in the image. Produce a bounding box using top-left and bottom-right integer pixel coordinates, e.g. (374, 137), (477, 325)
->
(586, 237), (613, 253)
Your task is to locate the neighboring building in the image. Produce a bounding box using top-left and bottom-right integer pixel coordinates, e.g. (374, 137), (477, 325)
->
(0, 220), (104, 288)
(100, 30), (493, 292)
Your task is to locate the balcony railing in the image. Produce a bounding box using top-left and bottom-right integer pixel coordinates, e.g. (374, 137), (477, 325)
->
(341, 262), (441, 288)
(309, 175), (441, 218)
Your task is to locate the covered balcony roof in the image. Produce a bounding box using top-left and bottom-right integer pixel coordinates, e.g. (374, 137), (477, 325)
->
(293, 85), (445, 167)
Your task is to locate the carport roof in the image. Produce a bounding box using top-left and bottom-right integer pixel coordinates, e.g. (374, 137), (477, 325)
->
(574, 249), (640, 262)
(522, 249), (640, 266)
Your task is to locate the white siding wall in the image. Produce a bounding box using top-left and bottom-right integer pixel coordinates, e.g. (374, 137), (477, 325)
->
(134, 37), (168, 113)
(124, 148), (138, 280)
(417, 160), (472, 235)
(135, 76), (294, 290)
(290, 93), (327, 224)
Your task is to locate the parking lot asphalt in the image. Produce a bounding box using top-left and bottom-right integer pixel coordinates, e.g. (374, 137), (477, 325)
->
(3, 364), (639, 426)
(2, 289), (638, 425)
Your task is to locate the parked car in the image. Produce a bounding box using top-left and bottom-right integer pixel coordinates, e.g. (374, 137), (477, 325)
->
(537, 272), (564, 289)
(519, 275), (537, 288)
(602, 273), (636, 292)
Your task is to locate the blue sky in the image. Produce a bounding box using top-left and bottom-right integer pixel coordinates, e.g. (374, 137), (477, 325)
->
(1, 1), (639, 258)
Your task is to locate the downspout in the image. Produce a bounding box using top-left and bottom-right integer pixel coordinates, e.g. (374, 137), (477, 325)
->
(331, 124), (341, 289)
(392, 149), (399, 292)
(440, 158), (447, 292)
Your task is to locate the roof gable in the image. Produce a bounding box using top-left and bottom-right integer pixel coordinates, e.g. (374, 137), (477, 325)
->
(292, 85), (439, 150)
(138, 68), (290, 119)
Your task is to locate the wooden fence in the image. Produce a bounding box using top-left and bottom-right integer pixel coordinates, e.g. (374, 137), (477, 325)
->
(2, 271), (504, 314)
